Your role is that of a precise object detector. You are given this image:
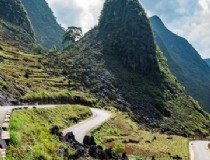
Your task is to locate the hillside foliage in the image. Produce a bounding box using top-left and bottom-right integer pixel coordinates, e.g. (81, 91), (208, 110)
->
(0, 0), (35, 50)
(21, 0), (65, 50)
(150, 16), (210, 113)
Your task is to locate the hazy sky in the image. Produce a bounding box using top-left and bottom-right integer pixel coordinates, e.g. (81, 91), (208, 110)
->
(46, 0), (210, 58)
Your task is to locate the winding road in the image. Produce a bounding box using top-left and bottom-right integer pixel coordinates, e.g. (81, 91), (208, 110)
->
(190, 141), (210, 160)
(0, 105), (111, 144)
(62, 107), (111, 143)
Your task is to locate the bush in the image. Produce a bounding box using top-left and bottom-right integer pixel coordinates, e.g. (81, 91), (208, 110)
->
(113, 142), (125, 156)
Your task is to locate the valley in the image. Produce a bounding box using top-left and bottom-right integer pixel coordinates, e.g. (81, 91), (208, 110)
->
(0, 0), (210, 159)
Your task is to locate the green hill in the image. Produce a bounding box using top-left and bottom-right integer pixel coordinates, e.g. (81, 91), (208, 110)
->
(21, 0), (65, 50)
(150, 16), (210, 113)
(0, 0), (35, 50)
(50, 0), (210, 136)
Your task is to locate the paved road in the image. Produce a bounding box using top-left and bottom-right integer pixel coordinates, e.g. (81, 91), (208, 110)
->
(190, 141), (210, 160)
(62, 108), (111, 143)
(0, 106), (111, 144)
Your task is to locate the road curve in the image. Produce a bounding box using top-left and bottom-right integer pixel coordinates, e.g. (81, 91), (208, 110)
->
(190, 141), (210, 160)
(62, 108), (111, 144)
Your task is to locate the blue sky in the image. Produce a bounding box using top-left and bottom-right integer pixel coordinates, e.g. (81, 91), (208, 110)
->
(46, 0), (210, 58)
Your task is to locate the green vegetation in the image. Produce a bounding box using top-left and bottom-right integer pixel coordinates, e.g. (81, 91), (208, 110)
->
(92, 111), (189, 159)
(113, 142), (125, 156)
(22, 90), (97, 106)
(0, 43), (67, 104)
(0, 0), (35, 50)
(21, 0), (65, 50)
(62, 26), (83, 48)
(150, 16), (210, 113)
(7, 105), (92, 160)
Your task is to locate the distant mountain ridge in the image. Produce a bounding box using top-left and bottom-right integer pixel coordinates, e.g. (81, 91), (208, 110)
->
(205, 59), (210, 67)
(21, 0), (65, 50)
(150, 15), (210, 112)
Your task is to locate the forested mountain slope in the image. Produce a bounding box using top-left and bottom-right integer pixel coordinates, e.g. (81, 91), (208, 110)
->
(205, 59), (210, 67)
(0, 0), (35, 50)
(150, 16), (210, 112)
(21, 0), (65, 50)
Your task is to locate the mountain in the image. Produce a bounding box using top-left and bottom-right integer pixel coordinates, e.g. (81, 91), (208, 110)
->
(0, 0), (35, 50)
(205, 58), (210, 67)
(21, 0), (65, 50)
(51, 0), (210, 136)
(150, 16), (210, 113)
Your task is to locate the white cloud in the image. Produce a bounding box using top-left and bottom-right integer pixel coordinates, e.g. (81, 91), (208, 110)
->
(46, 0), (104, 32)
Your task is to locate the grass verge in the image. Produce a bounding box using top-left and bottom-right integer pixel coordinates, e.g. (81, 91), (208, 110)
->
(7, 105), (92, 160)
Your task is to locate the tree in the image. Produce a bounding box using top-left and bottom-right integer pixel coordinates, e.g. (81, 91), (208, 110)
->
(49, 44), (57, 52)
(33, 44), (43, 54)
(62, 26), (83, 48)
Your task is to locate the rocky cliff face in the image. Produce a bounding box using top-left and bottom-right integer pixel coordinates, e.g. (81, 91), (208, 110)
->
(21, 0), (65, 50)
(0, 74), (26, 106)
(51, 0), (210, 136)
(99, 0), (158, 73)
(150, 15), (210, 112)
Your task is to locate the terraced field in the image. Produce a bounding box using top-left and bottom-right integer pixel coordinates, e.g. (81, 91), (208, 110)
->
(0, 42), (68, 93)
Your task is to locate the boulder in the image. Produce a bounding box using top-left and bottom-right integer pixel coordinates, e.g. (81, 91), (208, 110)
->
(122, 152), (129, 160)
(89, 136), (96, 146)
(89, 145), (97, 157)
(50, 125), (59, 135)
(65, 132), (75, 142)
(83, 135), (90, 145)
(74, 146), (85, 158)
(104, 148), (113, 159)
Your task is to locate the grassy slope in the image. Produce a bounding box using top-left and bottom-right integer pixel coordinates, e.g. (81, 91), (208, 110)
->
(7, 105), (92, 160)
(92, 110), (189, 160)
(0, 43), (97, 105)
(0, 43), (67, 93)
(0, 19), (34, 51)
